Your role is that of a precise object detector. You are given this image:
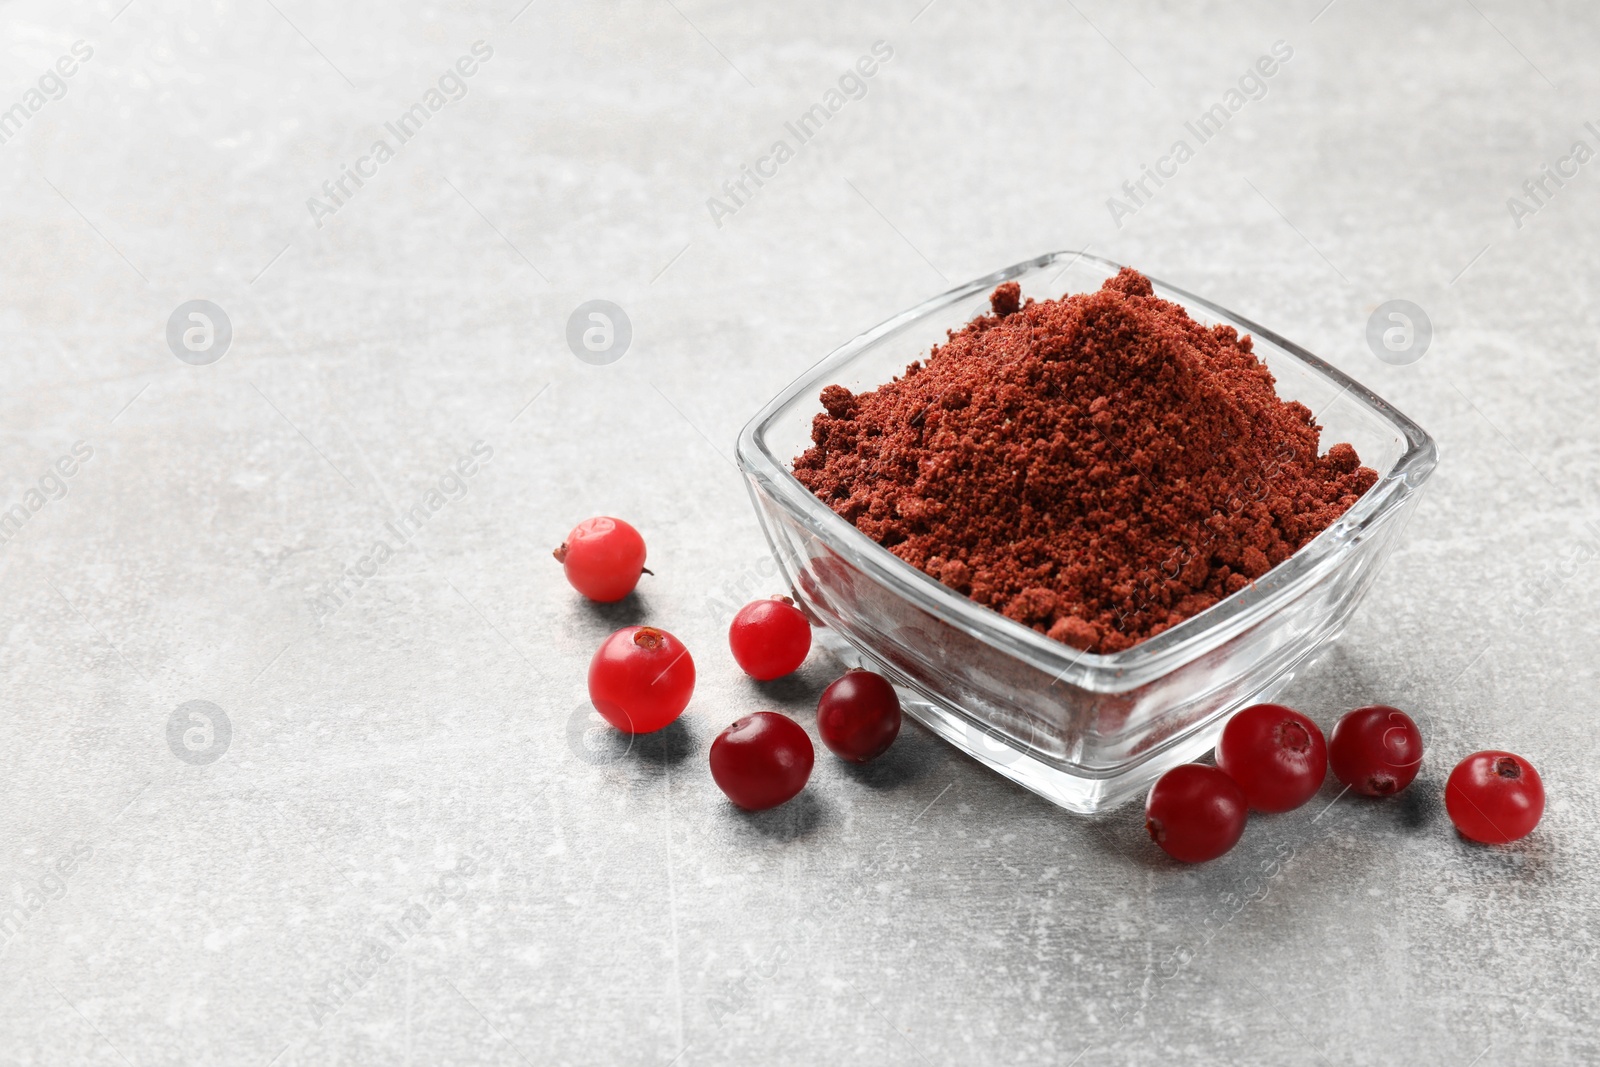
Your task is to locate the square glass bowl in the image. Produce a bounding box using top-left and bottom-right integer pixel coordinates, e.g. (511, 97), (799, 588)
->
(735, 251), (1437, 814)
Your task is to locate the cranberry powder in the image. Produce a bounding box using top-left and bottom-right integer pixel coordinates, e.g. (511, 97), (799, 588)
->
(794, 269), (1377, 653)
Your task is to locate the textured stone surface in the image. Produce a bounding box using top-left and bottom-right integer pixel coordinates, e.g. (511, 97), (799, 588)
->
(2, 1), (1597, 1064)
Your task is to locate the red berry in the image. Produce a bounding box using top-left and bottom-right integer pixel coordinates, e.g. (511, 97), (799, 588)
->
(709, 711), (814, 811)
(587, 626), (694, 734)
(728, 597), (811, 681)
(1445, 751), (1544, 845)
(816, 670), (901, 763)
(1145, 764), (1247, 863)
(1215, 703), (1327, 813)
(554, 517), (647, 602)
(1328, 705), (1424, 796)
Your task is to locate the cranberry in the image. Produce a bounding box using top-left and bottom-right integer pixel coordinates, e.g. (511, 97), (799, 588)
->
(709, 711), (814, 811)
(554, 517), (648, 602)
(1445, 751), (1544, 845)
(587, 626), (694, 734)
(727, 597), (812, 681)
(816, 670), (901, 763)
(1144, 764), (1248, 863)
(1328, 705), (1424, 796)
(1214, 703), (1327, 812)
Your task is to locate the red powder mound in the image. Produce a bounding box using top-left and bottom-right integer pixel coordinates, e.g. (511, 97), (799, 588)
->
(793, 269), (1378, 653)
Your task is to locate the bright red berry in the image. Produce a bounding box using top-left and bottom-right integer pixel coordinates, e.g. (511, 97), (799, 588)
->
(1445, 751), (1544, 845)
(587, 626), (694, 734)
(816, 670), (901, 763)
(554, 517), (647, 602)
(709, 711), (814, 811)
(1145, 764), (1247, 863)
(1215, 703), (1327, 813)
(1328, 705), (1424, 796)
(728, 597), (811, 681)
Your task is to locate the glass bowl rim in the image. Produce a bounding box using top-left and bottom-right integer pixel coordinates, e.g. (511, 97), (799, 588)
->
(734, 250), (1438, 691)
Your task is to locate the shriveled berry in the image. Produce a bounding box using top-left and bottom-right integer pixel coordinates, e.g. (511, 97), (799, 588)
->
(1215, 703), (1327, 812)
(587, 626), (694, 734)
(728, 596), (811, 681)
(1144, 764), (1247, 863)
(1445, 751), (1544, 845)
(554, 517), (647, 602)
(816, 670), (901, 763)
(709, 711), (814, 811)
(1328, 705), (1423, 796)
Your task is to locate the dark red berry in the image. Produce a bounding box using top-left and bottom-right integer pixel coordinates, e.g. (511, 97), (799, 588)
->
(816, 670), (901, 763)
(709, 711), (814, 811)
(587, 626), (694, 734)
(728, 597), (812, 681)
(1328, 705), (1423, 796)
(1144, 764), (1248, 863)
(1215, 703), (1327, 813)
(1445, 751), (1544, 845)
(554, 517), (647, 602)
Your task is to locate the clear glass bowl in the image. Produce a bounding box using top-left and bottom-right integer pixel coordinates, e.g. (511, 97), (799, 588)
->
(735, 252), (1437, 814)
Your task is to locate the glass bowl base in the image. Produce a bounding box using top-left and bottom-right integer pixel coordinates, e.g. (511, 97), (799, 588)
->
(818, 628), (1330, 814)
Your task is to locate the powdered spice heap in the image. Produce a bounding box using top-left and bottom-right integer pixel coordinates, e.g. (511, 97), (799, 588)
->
(793, 269), (1378, 653)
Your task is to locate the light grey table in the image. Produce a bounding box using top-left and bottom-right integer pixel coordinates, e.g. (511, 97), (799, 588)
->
(3, 1), (1596, 1064)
